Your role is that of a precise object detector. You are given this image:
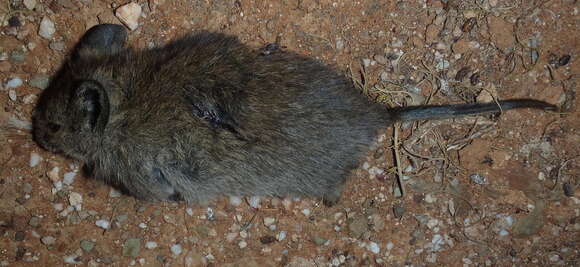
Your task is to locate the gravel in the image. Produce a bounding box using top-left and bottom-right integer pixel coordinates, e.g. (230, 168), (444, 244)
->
(170, 244), (182, 256)
(122, 238), (141, 257)
(115, 2), (142, 31)
(80, 240), (95, 252)
(28, 75), (50, 90)
(38, 17), (56, 39)
(95, 219), (110, 229)
(68, 192), (83, 211)
(5, 78), (23, 89)
(28, 152), (42, 168)
(145, 241), (157, 249)
(41, 236), (56, 246)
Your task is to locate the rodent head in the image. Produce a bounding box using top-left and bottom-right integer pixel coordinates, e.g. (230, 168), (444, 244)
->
(33, 78), (110, 160)
(33, 24), (126, 160)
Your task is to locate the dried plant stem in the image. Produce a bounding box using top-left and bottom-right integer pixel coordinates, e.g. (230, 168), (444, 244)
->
(393, 123), (405, 197)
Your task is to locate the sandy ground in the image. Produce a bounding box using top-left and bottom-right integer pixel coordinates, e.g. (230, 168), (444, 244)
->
(0, 0), (579, 266)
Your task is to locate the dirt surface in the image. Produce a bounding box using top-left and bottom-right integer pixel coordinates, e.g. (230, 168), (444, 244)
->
(1, 0), (579, 266)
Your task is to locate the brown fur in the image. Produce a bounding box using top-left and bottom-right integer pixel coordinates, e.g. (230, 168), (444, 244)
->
(33, 25), (556, 204)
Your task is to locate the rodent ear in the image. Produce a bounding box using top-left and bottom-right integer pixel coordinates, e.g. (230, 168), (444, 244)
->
(75, 24), (128, 59)
(73, 80), (110, 133)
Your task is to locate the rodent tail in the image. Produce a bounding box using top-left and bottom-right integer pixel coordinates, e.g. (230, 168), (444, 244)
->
(391, 99), (558, 122)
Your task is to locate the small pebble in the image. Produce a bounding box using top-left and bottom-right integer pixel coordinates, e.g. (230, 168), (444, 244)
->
(276, 231), (286, 241)
(115, 2), (142, 31)
(41, 236), (56, 246)
(123, 238), (141, 257)
(29, 153), (41, 167)
(49, 41), (65, 51)
(53, 203), (64, 211)
(47, 167), (60, 182)
(263, 217), (276, 226)
(39, 17), (56, 39)
(424, 194), (437, 203)
(63, 172), (76, 185)
(301, 209), (311, 216)
(95, 219), (110, 229)
(335, 39), (344, 50)
(469, 173), (488, 185)
(145, 241), (157, 249)
(23, 0), (36, 10)
(138, 223), (147, 229)
(68, 192), (83, 211)
(249, 196), (261, 208)
(109, 189), (122, 198)
(8, 90), (17, 101)
(170, 244), (182, 256)
(499, 229), (509, 236)
(367, 242), (380, 254)
(28, 75), (50, 90)
(229, 196), (242, 206)
(80, 240), (95, 252)
(14, 231), (25, 241)
(6, 77), (23, 88)
(238, 240), (247, 248)
(63, 255), (81, 264)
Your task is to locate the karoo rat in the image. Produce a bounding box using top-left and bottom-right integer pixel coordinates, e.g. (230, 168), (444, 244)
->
(33, 24), (556, 205)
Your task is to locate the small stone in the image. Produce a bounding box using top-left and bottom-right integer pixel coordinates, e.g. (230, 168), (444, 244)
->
(115, 3), (142, 31)
(367, 242), (380, 254)
(122, 238), (141, 257)
(95, 219), (110, 229)
(24, 0), (37, 10)
(311, 236), (327, 246)
(39, 17), (56, 39)
(47, 167), (60, 183)
(170, 244), (182, 256)
(29, 153), (41, 167)
(238, 240), (247, 248)
(229, 196), (242, 206)
(109, 189), (122, 198)
(28, 75), (50, 90)
(80, 240), (95, 252)
(23, 94), (37, 104)
(63, 255), (82, 264)
(263, 217), (276, 227)
(335, 39), (344, 50)
(49, 41), (65, 51)
(393, 204), (405, 219)
(22, 183), (33, 194)
(435, 59), (450, 70)
(6, 77), (23, 89)
(145, 241), (157, 249)
(469, 173), (488, 185)
(424, 194), (437, 203)
(8, 90), (17, 101)
(29, 216), (41, 227)
(276, 231), (286, 241)
(301, 209), (311, 216)
(41, 236), (56, 246)
(69, 192), (83, 211)
(249, 196), (261, 208)
(10, 51), (26, 64)
(14, 231), (25, 241)
(63, 172), (76, 185)
(362, 58), (371, 68)
(374, 54), (388, 65)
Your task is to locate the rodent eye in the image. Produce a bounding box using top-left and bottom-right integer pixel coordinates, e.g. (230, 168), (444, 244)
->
(47, 122), (61, 133)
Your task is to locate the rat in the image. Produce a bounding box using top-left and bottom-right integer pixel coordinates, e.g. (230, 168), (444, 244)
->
(32, 24), (557, 205)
